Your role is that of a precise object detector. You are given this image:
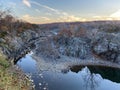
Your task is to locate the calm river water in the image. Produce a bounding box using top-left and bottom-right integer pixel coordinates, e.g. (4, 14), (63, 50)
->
(17, 53), (120, 90)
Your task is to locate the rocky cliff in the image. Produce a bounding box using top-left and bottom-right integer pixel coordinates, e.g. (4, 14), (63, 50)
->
(33, 21), (120, 65)
(1, 21), (120, 65)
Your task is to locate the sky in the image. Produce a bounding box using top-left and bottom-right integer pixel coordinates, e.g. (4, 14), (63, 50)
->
(1, 0), (120, 24)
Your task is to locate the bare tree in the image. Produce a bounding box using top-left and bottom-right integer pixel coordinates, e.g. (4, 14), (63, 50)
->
(82, 67), (99, 90)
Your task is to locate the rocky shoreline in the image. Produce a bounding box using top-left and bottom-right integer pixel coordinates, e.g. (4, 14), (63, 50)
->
(33, 53), (120, 73)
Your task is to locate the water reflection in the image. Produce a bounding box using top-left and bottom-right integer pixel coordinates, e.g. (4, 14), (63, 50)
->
(17, 54), (120, 90)
(80, 67), (100, 90)
(71, 65), (120, 83)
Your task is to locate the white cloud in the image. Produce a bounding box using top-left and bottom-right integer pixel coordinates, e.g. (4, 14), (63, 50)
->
(92, 16), (102, 19)
(92, 16), (114, 21)
(22, 14), (36, 20)
(21, 1), (87, 23)
(35, 9), (41, 13)
(21, 14), (51, 24)
(62, 12), (68, 16)
(45, 13), (52, 16)
(91, 9), (120, 21)
(23, 0), (31, 7)
(110, 9), (120, 18)
(58, 15), (86, 22)
(31, 1), (83, 22)
(31, 1), (60, 14)
(41, 17), (50, 21)
(21, 1), (120, 23)
(8, 2), (16, 8)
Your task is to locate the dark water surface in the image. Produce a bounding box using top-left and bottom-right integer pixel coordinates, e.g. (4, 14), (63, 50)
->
(17, 54), (120, 90)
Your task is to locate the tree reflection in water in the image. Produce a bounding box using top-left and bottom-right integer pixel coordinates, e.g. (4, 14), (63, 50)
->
(82, 67), (101, 90)
(17, 53), (120, 90)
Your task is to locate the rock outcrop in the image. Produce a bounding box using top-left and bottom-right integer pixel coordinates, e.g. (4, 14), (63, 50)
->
(0, 30), (38, 62)
(92, 32), (120, 63)
(54, 36), (91, 59)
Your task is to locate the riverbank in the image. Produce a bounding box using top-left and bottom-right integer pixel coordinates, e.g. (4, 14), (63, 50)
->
(0, 52), (34, 90)
(69, 59), (120, 69)
(32, 54), (120, 73)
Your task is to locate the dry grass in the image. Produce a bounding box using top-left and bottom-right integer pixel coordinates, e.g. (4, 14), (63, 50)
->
(0, 68), (30, 90)
(0, 53), (33, 90)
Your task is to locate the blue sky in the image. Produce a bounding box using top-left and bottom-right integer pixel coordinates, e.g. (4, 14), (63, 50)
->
(1, 0), (120, 24)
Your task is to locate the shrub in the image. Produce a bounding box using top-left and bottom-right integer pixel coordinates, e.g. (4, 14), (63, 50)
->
(0, 31), (8, 38)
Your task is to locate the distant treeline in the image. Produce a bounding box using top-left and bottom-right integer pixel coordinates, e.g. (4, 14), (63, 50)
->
(0, 9), (38, 38)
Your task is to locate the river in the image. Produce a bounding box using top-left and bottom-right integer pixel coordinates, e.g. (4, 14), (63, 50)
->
(17, 53), (120, 90)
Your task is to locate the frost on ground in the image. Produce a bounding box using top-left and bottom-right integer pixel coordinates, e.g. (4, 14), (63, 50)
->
(32, 53), (120, 73)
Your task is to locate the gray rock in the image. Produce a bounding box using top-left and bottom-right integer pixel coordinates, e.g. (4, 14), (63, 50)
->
(116, 55), (120, 64)
(92, 32), (120, 62)
(55, 36), (91, 59)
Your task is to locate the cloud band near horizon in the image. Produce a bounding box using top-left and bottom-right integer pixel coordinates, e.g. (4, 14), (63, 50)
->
(20, 0), (120, 24)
